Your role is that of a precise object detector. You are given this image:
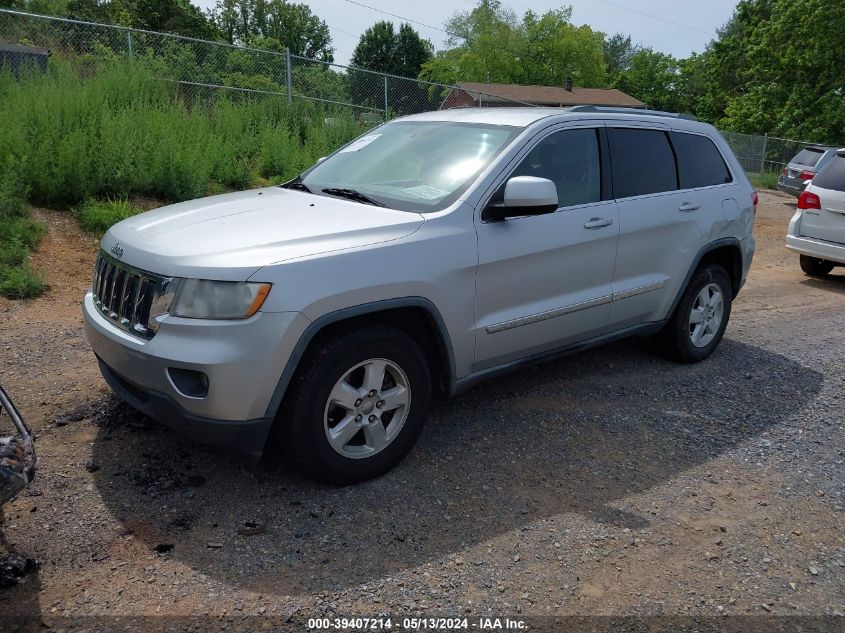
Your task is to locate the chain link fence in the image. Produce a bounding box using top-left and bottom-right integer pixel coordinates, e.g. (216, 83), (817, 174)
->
(1, 8), (835, 183)
(0, 8), (532, 119)
(720, 131), (835, 180)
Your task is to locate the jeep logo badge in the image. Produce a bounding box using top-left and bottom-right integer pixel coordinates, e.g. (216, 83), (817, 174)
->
(110, 243), (124, 259)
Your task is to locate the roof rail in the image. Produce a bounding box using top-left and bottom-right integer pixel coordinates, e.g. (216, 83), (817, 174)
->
(567, 105), (698, 121)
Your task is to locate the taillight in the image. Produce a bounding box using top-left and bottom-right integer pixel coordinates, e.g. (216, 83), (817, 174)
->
(797, 190), (821, 210)
(782, 167), (788, 176)
(751, 191), (759, 208)
(799, 170), (815, 181)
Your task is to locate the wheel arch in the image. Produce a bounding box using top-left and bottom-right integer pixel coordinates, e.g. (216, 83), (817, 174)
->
(665, 238), (743, 320)
(263, 298), (456, 420)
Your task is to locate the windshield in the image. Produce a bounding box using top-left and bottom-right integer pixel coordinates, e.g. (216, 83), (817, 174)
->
(299, 121), (522, 212)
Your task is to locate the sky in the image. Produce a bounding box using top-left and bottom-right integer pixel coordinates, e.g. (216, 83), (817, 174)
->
(193, 0), (741, 68)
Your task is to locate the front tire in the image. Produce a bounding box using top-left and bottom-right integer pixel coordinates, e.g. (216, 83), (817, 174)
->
(656, 264), (733, 363)
(280, 325), (431, 485)
(799, 255), (834, 277)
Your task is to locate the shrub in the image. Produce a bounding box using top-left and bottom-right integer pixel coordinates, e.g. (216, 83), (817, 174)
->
(76, 198), (144, 235)
(748, 170), (780, 191)
(0, 60), (370, 207)
(0, 264), (47, 300)
(0, 162), (46, 299)
(0, 58), (373, 298)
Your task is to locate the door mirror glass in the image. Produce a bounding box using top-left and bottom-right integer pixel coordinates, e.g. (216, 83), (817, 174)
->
(484, 176), (558, 221)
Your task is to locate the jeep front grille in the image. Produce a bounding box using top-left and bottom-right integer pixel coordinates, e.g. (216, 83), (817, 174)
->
(91, 252), (166, 339)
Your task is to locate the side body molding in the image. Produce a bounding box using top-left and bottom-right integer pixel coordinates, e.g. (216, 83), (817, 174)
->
(263, 297), (457, 419)
(453, 237), (746, 397)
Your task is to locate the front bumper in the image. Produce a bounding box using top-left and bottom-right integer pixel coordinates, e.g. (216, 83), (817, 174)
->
(786, 234), (845, 265)
(96, 358), (272, 461)
(83, 291), (308, 458)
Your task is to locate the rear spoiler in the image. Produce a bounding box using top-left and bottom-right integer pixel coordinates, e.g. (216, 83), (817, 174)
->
(0, 384), (36, 505)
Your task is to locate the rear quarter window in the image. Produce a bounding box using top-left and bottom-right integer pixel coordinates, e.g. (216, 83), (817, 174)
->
(811, 154), (845, 192)
(608, 128), (677, 198)
(670, 132), (733, 188)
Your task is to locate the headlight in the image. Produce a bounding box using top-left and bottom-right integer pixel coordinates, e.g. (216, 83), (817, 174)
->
(170, 279), (272, 319)
(150, 279), (271, 323)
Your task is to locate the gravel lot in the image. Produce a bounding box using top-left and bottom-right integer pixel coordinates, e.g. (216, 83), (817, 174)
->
(0, 190), (843, 631)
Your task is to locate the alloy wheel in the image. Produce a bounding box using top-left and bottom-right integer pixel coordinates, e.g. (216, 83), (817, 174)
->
(688, 283), (724, 348)
(323, 358), (411, 459)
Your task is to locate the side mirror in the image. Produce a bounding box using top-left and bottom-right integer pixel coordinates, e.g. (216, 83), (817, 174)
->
(483, 176), (558, 222)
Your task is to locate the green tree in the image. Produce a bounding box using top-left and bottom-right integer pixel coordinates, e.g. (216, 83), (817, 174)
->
(348, 21), (433, 115)
(418, 1), (605, 89)
(131, 0), (220, 39)
(673, 53), (707, 117)
(395, 24), (433, 78)
(602, 32), (639, 80)
(612, 48), (681, 112)
(212, 0), (333, 61)
(419, 0), (522, 86)
(351, 21), (397, 73)
(698, 0), (845, 142)
(517, 9), (606, 87)
(5, 0), (219, 38)
(350, 20), (432, 77)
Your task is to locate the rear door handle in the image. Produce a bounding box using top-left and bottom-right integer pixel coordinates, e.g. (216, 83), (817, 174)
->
(678, 202), (701, 212)
(584, 217), (613, 229)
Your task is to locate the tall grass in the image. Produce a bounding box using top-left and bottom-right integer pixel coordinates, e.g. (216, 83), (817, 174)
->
(0, 59), (369, 298)
(76, 198), (144, 235)
(0, 162), (46, 299)
(747, 170), (780, 191)
(0, 60), (369, 207)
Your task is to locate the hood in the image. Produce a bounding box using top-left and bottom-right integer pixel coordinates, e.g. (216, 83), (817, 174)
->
(103, 187), (425, 280)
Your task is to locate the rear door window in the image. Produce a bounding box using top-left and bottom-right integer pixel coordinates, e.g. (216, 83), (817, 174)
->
(671, 132), (733, 188)
(792, 148), (824, 167)
(811, 154), (845, 192)
(608, 128), (677, 198)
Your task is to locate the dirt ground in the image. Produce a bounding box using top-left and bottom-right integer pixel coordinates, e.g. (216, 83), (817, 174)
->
(0, 191), (843, 631)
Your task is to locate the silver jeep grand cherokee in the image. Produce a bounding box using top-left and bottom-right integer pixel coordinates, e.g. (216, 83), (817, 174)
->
(83, 107), (756, 484)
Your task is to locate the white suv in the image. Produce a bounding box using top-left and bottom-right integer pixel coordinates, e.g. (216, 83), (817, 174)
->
(83, 107), (757, 484)
(786, 148), (845, 276)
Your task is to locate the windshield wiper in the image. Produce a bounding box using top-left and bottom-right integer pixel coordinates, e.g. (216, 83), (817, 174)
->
(320, 187), (386, 207)
(280, 175), (312, 193)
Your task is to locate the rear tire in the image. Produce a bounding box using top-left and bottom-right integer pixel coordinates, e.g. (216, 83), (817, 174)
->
(799, 255), (834, 277)
(655, 264), (732, 363)
(280, 325), (431, 485)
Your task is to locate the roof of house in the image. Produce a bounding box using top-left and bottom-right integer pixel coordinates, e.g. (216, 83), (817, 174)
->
(455, 82), (645, 108)
(0, 42), (49, 55)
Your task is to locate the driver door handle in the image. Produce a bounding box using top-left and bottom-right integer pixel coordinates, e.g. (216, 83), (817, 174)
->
(584, 217), (613, 229)
(678, 202), (701, 212)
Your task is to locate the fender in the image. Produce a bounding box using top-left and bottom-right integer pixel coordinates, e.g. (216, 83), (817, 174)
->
(664, 237), (744, 320)
(263, 297), (457, 419)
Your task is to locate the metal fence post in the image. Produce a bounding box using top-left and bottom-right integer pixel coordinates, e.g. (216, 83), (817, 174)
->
(760, 133), (768, 176)
(383, 75), (389, 121)
(126, 29), (132, 59)
(285, 48), (292, 104)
